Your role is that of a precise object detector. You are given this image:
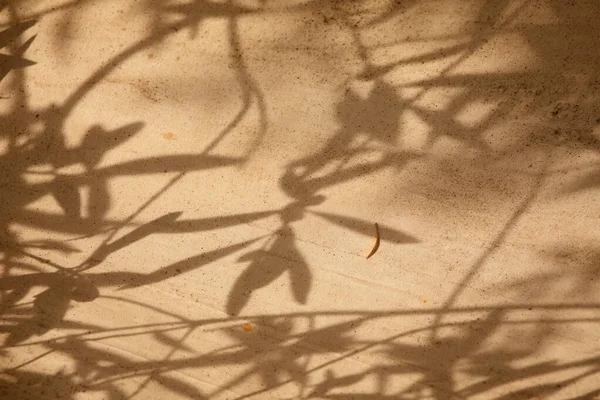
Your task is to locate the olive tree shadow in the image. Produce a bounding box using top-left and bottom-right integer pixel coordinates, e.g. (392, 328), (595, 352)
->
(2, 0), (600, 399)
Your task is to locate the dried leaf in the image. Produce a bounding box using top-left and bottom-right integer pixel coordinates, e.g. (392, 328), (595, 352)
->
(366, 223), (380, 259)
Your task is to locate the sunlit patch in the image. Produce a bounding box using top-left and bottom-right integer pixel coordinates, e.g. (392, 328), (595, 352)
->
(22, 165), (58, 184)
(593, 122), (600, 139)
(292, 165), (306, 175)
(454, 100), (498, 129)
(0, 137), (8, 155)
(55, 163), (87, 176)
(400, 109), (430, 152)
(15, 134), (29, 148)
(29, 120), (46, 136)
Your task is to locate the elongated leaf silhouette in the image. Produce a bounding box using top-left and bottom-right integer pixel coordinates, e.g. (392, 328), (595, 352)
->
(50, 177), (82, 219)
(560, 169), (600, 195)
(153, 373), (208, 399)
(21, 240), (81, 254)
(311, 211), (419, 244)
(94, 154), (241, 176)
(308, 369), (365, 397)
(87, 178), (111, 223)
(121, 236), (263, 289)
(288, 249), (312, 304)
(80, 122), (144, 167)
(0, 20), (37, 48)
(158, 210), (277, 233)
(227, 227), (310, 315)
(0, 36), (36, 69)
(0, 20), (37, 82)
(87, 212), (182, 266)
(153, 331), (195, 353)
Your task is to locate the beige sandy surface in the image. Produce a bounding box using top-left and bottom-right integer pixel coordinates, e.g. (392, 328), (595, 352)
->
(1, 0), (600, 399)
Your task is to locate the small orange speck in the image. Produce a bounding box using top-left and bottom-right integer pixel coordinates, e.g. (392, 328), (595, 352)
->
(242, 323), (253, 332)
(163, 132), (176, 140)
(422, 298), (428, 304)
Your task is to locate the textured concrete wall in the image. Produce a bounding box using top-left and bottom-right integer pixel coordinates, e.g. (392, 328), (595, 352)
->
(1, 1), (600, 398)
